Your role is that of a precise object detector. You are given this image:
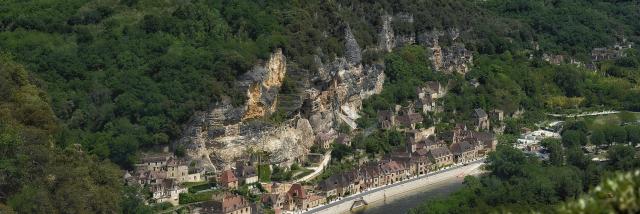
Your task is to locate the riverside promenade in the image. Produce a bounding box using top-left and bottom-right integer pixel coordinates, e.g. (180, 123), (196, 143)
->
(302, 159), (485, 214)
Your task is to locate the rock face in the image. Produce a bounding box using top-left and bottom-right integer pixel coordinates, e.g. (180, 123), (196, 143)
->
(176, 13), (471, 170)
(344, 26), (362, 65)
(379, 15), (395, 52)
(242, 49), (287, 120)
(177, 33), (385, 169)
(380, 14), (473, 75)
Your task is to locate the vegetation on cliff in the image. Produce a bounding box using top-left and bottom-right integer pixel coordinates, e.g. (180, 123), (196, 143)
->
(1, 0), (640, 212)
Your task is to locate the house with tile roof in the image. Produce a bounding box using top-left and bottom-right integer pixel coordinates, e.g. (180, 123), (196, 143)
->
(219, 170), (238, 189)
(428, 147), (453, 167)
(450, 141), (478, 163)
(199, 193), (252, 214)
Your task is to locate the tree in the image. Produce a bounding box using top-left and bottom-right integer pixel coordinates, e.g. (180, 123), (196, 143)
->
(625, 125), (640, 146)
(566, 147), (588, 169)
(486, 145), (529, 179)
(607, 144), (638, 171)
(331, 143), (352, 161)
(543, 139), (565, 166)
(604, 125), (627, 145)
(590, 128), (607, 147)
(562, 130), (586, 148)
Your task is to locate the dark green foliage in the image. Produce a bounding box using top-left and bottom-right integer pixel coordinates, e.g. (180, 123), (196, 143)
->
(270, 166), (292, 182)
(410, 145), (599, 214)
(258, 164), (271, 182)
(0, 56), (127, 213)
(179, 192), (214, 205)
(625, 125), (640, 146)
(358, 45), (441, 127)
(331, 143), (352, 161)
(607, 144), (639, 171)
(590, 128), (607, 146)
(562, 130), (587, 148)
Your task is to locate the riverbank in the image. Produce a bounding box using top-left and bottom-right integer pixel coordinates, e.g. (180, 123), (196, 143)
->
(304, 159), (485, 214)
(350, 175), (465, 214)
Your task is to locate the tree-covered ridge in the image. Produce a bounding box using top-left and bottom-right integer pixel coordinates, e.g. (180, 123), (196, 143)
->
(486, 0), (640, 58)
(0, 55), (126, 213)
(1, 0), (638, 169)
(0, 0), (295, 168)
(0, 0), (639, 212)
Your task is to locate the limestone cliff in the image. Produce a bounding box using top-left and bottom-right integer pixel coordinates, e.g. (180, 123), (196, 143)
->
(176, 14), (473, 170)
(380, 14), (473, 75)
(242, 49), (287, 120)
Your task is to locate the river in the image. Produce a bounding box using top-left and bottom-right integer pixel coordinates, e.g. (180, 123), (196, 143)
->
(346, 173), (467, 214)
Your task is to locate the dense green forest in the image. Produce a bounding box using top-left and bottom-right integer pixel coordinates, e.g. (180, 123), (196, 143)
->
(1, 0), (640, 213)
(410, 142), (639, 213)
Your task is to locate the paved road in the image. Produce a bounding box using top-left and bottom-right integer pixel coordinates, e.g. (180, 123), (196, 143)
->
(546, 110), (620, 118)
(295, 151), (331, 183)
(303, 159), (485, 214)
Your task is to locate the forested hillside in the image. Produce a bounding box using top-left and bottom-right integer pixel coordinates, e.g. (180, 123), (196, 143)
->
(1, 0), (640, 213)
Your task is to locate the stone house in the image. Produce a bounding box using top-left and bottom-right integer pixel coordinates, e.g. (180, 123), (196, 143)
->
(236, 163), (258, 185)
(136, 154), (171, 172)
(200, 193), (252, 214)
(166, 157), (204, 183)
(316, 130), (336, 150)
(317, 176), (341, 198)
(305, 194), (326, 210)
(287, 184), (308, 211)
(450, 141), (478, 163)
(361, 165), (385, 189)
(380, 160), (407, 184)
(396, 108), (423, 129)
(423, 139), (446, 152)
(473, 108), (490, 131)
(134, 154), (204, 185)
(219, 170), (238, 189)
(474, 132), (497, 154)
(416, 94), (436, 114)
(409, 154), (432, 175)
(416, 81), (445, 114)
(406, 127), (435, 146)
(591, 46), (628, 62)
(149, 179), (187, 206)
(260, 193), (289, 213)
(285, 183), (326, 211)
(428, 147), (453, 167)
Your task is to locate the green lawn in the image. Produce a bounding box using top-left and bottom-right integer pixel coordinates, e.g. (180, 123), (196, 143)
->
(588, 112), (640, 127)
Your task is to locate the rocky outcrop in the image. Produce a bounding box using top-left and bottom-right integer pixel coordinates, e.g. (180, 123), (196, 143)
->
(179, 14), (496, 170)
(418, 29), (473, 75)
(344, 26), (362, 65)
(177, 34), (385, 169)
(379, 15), (395, 53)
(242, 49), (287, 120)
(379, 14), (473, 75)
(305, 24), (386, 132)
